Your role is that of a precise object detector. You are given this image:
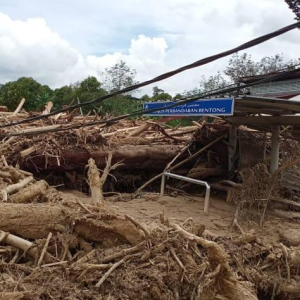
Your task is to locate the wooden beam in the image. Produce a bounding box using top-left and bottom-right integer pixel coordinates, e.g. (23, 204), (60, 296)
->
(227, 116), (300, 126)
(228, 125), (237, 172)
(235, 99), (300, 114)
(234, 105), (290, 115)
(273, 198), (300, 209)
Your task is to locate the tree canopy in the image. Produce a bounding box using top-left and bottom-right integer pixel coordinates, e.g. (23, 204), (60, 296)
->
(103, 60), (138, 93)
(0, 77), (53, 111)
(223, 53), (293, 83)
(151, 86), (172, 101)
(0, 52), (299, 116)
(284, 0), (300, 20)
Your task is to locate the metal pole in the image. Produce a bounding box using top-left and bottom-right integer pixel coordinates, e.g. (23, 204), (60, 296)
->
(203, 186), (211, 214)
(270, 126), (280, 173)
(160, 173), (166, 196)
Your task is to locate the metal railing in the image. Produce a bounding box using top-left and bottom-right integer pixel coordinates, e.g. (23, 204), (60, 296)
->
(160, 172), (211, 213)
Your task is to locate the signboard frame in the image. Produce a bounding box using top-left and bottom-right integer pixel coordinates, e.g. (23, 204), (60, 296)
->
(142, 97), (235, 116)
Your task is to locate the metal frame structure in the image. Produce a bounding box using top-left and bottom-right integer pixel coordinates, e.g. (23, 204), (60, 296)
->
(160, 172), (211, 213)
(226, 95), (300, 173)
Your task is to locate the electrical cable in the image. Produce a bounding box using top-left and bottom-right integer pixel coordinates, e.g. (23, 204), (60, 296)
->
(2, 66), (300, 137)
(1, 21), (299, 129)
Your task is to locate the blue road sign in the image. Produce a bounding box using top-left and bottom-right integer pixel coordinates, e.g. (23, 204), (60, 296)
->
(143, 98), (234, 116)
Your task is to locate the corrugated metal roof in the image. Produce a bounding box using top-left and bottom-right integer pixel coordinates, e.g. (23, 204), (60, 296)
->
(235, 95), (300, 115)
(239, 69), (300, 84)
(227, 96), (300, 125)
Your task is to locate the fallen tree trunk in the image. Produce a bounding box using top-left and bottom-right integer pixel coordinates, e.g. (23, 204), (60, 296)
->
(0, 203), (68, 239)
(87, 155), (123, 205)
(20, 145), (186, 171)
(188, 166), (226, 179)
(10, 180), (49, 203)
(1, 176), (34, 201)
(0, 203), (144, 245)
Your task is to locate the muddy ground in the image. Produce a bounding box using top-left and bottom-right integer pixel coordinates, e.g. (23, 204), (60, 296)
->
(63, 189), (300, 248)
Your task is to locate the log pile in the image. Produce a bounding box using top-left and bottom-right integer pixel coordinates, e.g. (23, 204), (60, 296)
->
(0, 114), (198, 172)
(0, 105), (231, 194)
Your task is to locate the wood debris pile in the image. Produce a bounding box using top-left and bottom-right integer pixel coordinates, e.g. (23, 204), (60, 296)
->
(0, 111), (197, 170)
(0, 105), (232, 193)
(0, 104), (300, 299)
(0, 159), (299, 299)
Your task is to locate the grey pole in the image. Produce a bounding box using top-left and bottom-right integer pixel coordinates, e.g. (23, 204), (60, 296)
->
(270, 126), (280, 173)
(228, 124), (237, 172)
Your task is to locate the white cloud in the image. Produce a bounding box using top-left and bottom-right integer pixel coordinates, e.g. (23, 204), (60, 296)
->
(0, 13), (171, 93)
(0, 12), (85, 86)
(0, 0), (299, 96)
(85, 35), (169, 95)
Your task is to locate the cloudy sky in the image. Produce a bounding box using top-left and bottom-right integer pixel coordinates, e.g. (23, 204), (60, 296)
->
(0, 0), (299, 95)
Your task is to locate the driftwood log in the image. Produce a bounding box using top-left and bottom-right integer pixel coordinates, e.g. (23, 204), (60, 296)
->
(0, 230), (54, 263)
(188, 166), (226, 179)
(0, 203), (144, 245)
(10, 180), (48, 203)
(20, 145), (186, 171)
(87, 155), (123, 205)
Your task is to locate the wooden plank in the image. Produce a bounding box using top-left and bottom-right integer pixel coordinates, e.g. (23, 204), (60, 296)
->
(228, 116), (300, 126)
(272, 198), (300, 209)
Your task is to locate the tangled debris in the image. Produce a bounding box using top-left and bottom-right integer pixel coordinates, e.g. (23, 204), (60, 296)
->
(0, 102), (300, 299)
(0, 160), (300, 299)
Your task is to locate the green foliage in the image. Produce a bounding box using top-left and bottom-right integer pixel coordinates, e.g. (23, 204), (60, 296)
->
(53, 85), (75, 109)
(152, 86), (164, 96)
(224, 53), (294, 83)
(181, 88), (200, 98)
(151, 86), (172, 101)
(198, 73), (229, 94)
(0, 51), (299, 118)
(140, 94), (151, 102)
(74, 76), (106, 114)
(173, 93), (183, 100)
(0, 77), (53, 111)
(186, 53), (300, 98)
(101, 95), (141, 116)
(224, 53), (258, 82)
(103, 60), (138, 94)
(153, 92), (172, 101)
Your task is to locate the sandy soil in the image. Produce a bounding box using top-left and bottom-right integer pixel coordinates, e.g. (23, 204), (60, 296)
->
(61, 190), (300, 246)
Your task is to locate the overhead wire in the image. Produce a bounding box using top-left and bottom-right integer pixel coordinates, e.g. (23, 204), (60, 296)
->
(1, 21), (299, 129)
(2, 65), (300, 137)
